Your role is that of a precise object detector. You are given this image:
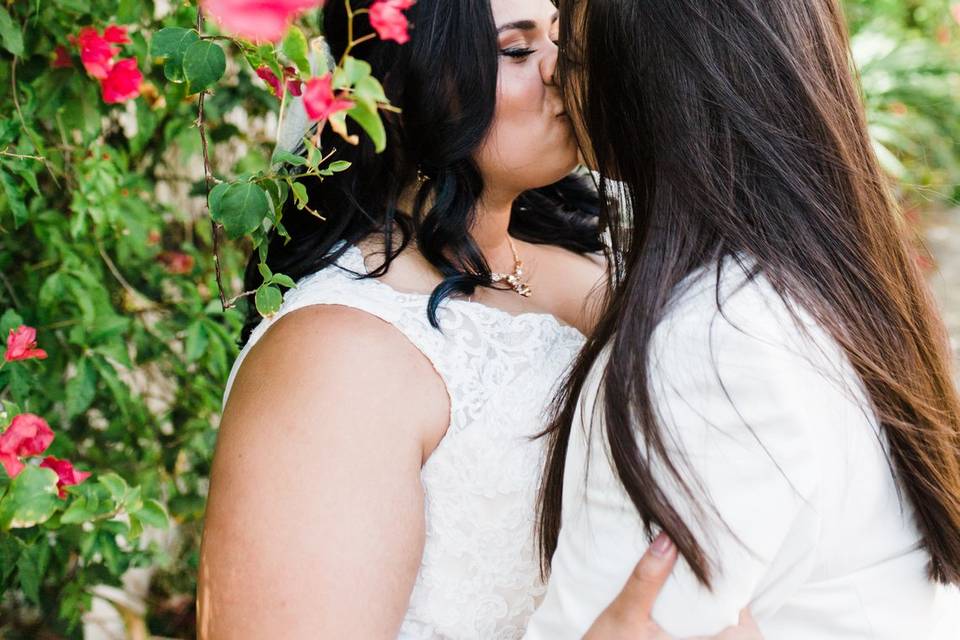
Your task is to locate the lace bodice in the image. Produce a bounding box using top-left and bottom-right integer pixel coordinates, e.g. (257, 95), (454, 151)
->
(223, 243), (587, 639)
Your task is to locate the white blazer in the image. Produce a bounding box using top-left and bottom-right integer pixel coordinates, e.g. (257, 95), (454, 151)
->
(525, 259), (960, 639)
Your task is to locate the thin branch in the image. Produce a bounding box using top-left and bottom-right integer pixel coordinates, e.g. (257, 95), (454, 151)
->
(96, 240), (159, 311)
(196, 8), (231, 311)
(10, 57), (61, 187)
(226, 289), (257, 307)
(0, 270), (22, 309)
(0, 149), (45, 162)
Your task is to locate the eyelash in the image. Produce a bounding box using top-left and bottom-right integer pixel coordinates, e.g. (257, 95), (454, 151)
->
(499, 42), (561, 61)
(500, 47), (536, 60)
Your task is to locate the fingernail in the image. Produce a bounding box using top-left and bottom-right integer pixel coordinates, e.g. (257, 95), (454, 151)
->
(650, 533), (674, 557)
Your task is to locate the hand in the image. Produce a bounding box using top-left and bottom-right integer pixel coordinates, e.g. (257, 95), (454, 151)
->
(583, 534), (763, 640)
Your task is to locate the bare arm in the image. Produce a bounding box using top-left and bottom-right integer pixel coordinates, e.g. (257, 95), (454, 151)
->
(198, 305), (449, 639)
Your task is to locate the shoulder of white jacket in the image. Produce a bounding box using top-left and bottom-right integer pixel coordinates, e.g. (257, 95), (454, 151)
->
(653, 258), (832, 369)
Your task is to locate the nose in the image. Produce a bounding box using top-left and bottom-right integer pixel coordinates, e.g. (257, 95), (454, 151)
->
(542, 39), (559, 86)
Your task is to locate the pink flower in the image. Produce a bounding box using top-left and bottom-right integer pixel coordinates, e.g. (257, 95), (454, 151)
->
(302, 73), (354, 121)
(5, 325), (48, 362)
(201, 0), (322, 43)
(157, 251), (195, 275)
(73, 26), (117, 79)
(952, 5), (960, 26)
(40, 457), (92, 498)
(257, 65), (304, 98)
(256, 65), (284, 97)
(369, 0), (414, 45)
(102, 25), (131, 44)
(0, 414), (55, 478)
(52, 45), (73, 69)
(284, 66), (303, 96)
(101, 58), (143, 104)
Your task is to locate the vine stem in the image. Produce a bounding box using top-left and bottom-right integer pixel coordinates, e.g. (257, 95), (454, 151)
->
(196, 9), (230, 311)
(10, 57), (60, 187)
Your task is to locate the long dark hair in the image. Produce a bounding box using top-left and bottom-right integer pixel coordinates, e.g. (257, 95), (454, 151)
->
(240, 0), (602, 342)
(539, 0), (960, 587)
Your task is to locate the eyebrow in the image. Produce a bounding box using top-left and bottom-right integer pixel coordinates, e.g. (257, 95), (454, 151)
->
(497, 12), (559, 34)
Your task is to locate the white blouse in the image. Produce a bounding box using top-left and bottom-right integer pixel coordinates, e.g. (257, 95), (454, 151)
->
(525, 259), (960, 639)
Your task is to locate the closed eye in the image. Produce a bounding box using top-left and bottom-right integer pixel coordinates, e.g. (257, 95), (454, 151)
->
(500, 47), (536, 60)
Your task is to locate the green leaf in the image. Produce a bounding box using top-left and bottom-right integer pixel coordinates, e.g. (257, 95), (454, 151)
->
(0, 467), (60, 530)
(150, 27), (198, 59)
(17, 541), (50, 605)
(60, 496), (97, 524)
(133, 499), (169, 529)
(0, 534), (19, 583)
(257, 262), (273, 280)
(0, 7), (24, 57)
(348, 105), (387, 153)
(333, 56), (372, 91)
(320, 159), (352, 176)
(290, 180), (309, 209)
(65, 357), (98, 418)
(151, 28), (199, 84)
(353, 76), (388, 112)
(183, 40), (226, 94)
(185, 321), (208, 363)
(281, 27), (311, 77)
(255, 284), (283, 317)
(327, 160), (352, 173)
(97, 473), (128, 502)
(208, 180), (229, 213)
(0, 169), (28, 228)
(0, 310), (23, 336)
(271, 149), (307, 167)
(211, 182), (271, 240)
(271, 273), (296, 289)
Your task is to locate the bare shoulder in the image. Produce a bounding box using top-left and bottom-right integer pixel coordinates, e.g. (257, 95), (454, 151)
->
(529, 243), (609, 334)
(225, 304), (450, 459)
(201, 304), (445, 637)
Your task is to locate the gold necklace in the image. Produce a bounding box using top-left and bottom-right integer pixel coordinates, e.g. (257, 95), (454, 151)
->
(489, 237), (532, 297)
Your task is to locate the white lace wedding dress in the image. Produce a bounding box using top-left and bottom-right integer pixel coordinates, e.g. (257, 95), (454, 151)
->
(223, 242), (587, 638)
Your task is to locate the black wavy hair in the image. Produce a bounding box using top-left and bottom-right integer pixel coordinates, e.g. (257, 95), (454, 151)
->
(240, 0), (602, 343)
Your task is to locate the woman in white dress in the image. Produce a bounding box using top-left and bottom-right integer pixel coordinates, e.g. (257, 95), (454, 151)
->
(196, 0), (709, 637)
(528, 0), (960, 638)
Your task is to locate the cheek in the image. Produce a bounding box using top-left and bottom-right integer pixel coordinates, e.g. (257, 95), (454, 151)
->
(479, 67), (571, 174)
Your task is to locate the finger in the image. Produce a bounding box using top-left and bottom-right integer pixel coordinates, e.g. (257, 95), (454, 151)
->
(738, 608), (758, 629)
(611, 532), (678, 620)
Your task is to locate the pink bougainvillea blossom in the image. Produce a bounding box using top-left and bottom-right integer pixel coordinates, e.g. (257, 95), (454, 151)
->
(70, 25), (143, 104)
(5, 325), (48, 362)
(256, 65), (304, 98)
(284, 66), (303, 96)
(0, 414), (55, 478)
(101, 58), (143, 104)
(52, 45), (73, 69)
(202, 0), (322, 43)
(157, 251), (195, 275)
(369, 0), (414, 44)
(73, 27), (117, 79)
(302, 73), (354, 121)
(256, 66), (284, 97)
(40, 457), (92, 498)
(102, 24), (131, 44)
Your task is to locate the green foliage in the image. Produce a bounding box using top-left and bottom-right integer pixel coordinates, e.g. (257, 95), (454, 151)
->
(845, 0), (960, 204)
(0, 0), (392, 637)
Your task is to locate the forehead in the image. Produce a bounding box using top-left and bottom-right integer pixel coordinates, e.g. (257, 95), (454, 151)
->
(489, 0), (557, 25)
